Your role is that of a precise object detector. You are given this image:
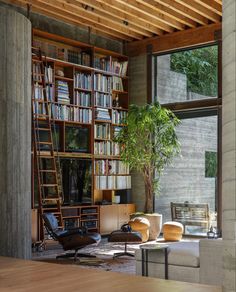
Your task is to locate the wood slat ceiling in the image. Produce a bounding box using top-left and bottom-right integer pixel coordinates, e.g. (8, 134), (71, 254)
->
(4, 0), (222, 42)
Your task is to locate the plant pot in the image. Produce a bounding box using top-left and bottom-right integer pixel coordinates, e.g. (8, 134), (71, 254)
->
(130, 213), (162, 241)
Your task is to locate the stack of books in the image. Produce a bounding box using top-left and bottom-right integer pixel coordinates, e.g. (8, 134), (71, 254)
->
(56, 80), (70, 104)
(94, 74), (112, 92)
(112, 77), (124, 91)
(74, 92), (91, 107)
(95, 108), (111, 121)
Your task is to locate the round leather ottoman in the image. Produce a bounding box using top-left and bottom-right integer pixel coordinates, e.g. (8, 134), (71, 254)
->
(162, 221), (184, 241)
(128, 217), (150, 242)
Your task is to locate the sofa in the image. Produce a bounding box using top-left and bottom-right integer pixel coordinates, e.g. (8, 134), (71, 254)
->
(135, 239), (222, 285)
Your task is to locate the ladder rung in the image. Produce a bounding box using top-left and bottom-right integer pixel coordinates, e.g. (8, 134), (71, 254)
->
(38, 155), (54, 158)
(39, 170), (56, 173)
(43, 198), (60, 201)
(35, 128), (50, 131)
(37, 142), (53, 145)
(41, 184), (58, 187)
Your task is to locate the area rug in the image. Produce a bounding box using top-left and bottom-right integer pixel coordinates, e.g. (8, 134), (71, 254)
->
(33, 239), (139, 274)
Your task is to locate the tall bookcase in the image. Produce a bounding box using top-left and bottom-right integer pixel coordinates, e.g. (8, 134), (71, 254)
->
(31, 29), (133, 235)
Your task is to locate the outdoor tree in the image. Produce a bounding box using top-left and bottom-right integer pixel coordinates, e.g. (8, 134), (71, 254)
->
(170, 45), (218, 97)
(115, 102), (180, 213)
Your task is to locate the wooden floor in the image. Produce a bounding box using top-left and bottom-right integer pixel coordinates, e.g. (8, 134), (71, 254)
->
(0, 256), (221, 292)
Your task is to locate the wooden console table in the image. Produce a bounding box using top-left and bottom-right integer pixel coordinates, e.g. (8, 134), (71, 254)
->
(0, 256), (221, 292)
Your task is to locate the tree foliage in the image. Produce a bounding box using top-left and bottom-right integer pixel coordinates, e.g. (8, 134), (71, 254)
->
(115, 102), (180, 213)
(170, 46), (218, 97)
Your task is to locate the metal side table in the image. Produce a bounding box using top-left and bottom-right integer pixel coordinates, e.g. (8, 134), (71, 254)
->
(140, 244), (169, 279)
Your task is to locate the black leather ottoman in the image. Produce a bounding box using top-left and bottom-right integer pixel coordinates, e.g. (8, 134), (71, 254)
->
(108, 230), (142, 258)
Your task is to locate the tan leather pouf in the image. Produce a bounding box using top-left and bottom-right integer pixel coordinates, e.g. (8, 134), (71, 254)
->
(162, 221), (184, 241)
(128, 217), (150, 242)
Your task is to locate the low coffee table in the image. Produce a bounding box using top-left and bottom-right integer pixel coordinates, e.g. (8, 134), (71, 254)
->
(140, 243), (169, 279)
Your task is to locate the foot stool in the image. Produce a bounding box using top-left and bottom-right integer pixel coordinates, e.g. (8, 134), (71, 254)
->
(162, 221), (184, 241)
(128, 217), (150, 242)
(108, 230), (142, 258)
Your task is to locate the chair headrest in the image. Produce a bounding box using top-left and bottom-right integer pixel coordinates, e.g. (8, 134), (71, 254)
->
(42, 213), (59, 232)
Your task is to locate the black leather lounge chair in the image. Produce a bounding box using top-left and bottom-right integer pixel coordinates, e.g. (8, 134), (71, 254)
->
(42, 213), (101, 261)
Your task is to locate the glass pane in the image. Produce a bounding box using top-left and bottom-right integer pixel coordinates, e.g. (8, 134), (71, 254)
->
(155, 45), (218, 103)
(155, 115), (218, 236)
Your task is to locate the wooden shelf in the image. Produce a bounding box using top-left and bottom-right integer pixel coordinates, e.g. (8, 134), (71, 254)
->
(32, 30), (130, 236)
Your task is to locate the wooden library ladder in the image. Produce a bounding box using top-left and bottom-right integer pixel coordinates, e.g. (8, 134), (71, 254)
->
(32, 48), (63, 242)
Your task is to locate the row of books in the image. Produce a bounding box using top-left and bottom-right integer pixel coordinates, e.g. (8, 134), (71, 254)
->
(95, 108), (111, 121)
(111, 60), (128, 76)
(51, 104), (92, 123)
(94, 92), (112, 108)
(112, 110), (127, 124)
(74, 92), (91, 107)
(94, 141), (120, 156)
(32, 64), (54, 84)
(56, 80), (70, 104)
(34, 83), (53, 101)
(94, 74), (112, 92)
(112, 76), (124, 91)
(68, 50), (91, 67)
(74, 72), (92, 90)
(94, 55), (128, 76)
(33, 39), (91, 66)
(94, 56), (111, 72)
(94, 160), (129, 175)
(94, 124), (110, 139)
(95, 175), (131, 190)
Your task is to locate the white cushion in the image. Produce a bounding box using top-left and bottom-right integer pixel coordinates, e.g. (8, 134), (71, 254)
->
(135, 241), (199, 268)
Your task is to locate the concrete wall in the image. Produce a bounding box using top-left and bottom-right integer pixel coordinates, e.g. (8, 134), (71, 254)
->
(0, 6), (31, 259)
(222, 0), (236, 291)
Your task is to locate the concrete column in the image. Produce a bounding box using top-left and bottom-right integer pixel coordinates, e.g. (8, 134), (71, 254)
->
(129, 54), (147, 211)
(222, 0), (236, 291)
(0, 6), (31, 259)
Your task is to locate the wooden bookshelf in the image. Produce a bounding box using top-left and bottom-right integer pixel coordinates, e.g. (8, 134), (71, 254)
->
(31, 29), (133, 234)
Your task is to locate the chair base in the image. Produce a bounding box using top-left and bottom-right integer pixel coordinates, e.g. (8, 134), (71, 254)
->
(56, 252), (96, 262)
(113, 251), (134, 259)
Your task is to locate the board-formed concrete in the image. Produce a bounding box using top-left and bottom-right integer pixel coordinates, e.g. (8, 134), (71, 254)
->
(0, 6), (31, 259)
(222, 0), (236, 291)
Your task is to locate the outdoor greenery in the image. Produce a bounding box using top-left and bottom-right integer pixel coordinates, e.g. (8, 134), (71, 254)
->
(205, 151), (217, 178)
(115, 102), (180, 213)
(170, 45), (218, 97)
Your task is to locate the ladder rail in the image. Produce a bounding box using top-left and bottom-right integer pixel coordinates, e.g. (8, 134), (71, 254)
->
(32, 48), (64, 241)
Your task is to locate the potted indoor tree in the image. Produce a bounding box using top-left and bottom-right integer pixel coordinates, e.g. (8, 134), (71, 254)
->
(115, 102), (180, 239)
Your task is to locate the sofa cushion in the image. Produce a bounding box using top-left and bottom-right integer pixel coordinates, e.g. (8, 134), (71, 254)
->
(135, 241), (199, 268)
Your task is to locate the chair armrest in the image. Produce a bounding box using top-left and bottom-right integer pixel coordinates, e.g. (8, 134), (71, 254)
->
(57, 227), (88, 238)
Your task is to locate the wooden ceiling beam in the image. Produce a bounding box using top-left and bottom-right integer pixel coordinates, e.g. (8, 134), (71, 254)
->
(55, 0), (153, 38)
(116, 0), (181, 31)
(127, 23), (221, 56)
(136, 0), (196, 28)
(174, 0), (221, 23)
(14, 0), (134, 41)
(214, 0), (222, 5)
(194, 0), (222, 16)
(73, 0), (163, 36)
(68, 0), (153, 38)
(116, 0), (184, 31)
(34, 0), (144, 40)
(105, 0), (174, 33)
(154, 0), (209, 25)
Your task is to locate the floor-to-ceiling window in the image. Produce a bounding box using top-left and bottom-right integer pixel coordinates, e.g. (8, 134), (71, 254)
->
(153, 44), (221, 235)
